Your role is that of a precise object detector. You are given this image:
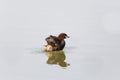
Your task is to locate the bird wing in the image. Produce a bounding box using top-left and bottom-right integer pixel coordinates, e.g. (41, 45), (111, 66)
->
(45, 35), (60, 47)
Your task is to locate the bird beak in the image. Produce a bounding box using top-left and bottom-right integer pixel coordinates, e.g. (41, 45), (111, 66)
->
(66, 35), (70, 38)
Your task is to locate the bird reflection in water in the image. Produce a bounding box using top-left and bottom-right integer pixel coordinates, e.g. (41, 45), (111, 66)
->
(45, 50), (70, 67)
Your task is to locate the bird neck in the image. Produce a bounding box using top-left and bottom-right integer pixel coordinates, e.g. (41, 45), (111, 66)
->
(58, 35), (64, 40)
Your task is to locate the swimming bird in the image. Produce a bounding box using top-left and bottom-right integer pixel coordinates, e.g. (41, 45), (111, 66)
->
(45, 33), (69, 51)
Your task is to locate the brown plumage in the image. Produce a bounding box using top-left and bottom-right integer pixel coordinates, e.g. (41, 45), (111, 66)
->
(45, 33), (69, 51)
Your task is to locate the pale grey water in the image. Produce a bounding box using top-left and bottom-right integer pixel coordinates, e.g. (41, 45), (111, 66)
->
(0, 0), (120, 80)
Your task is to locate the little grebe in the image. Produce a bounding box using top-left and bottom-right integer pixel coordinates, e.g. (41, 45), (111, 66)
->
(45, 33), (69, 51)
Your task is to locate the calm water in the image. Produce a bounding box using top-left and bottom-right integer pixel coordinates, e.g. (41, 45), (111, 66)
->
(0, 33), (120, 80)
(0, 0), (120, 80)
